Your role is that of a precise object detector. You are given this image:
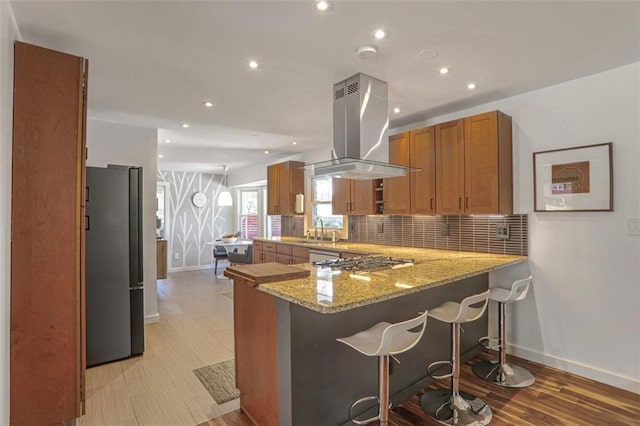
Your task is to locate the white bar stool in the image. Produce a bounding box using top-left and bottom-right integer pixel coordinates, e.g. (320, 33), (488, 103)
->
(337, 311), (429, 425)
(420, 290), (492, 426)
(473, 276), (535, 388)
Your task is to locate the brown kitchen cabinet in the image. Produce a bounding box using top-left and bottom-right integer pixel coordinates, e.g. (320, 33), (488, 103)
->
(436, 111), (512, 215)
(332, 178), (377, 215)
(157, 239), (167, 279)
(267, 161), (304, 215)
(383, 132), (411, 214)
(436, 119), (465, 214)
(11, 41), (88, 424)
(410, 126), (437, 214)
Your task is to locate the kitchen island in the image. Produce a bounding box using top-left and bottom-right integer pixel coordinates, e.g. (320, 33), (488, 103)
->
(224, 244), (526, 426)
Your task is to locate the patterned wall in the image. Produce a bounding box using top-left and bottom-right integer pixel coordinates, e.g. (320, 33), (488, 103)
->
(157, 170), (234, 269)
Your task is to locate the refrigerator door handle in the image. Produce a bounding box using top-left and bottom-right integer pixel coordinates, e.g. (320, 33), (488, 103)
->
(130, 284), (144, 290)
(85, 215), (90, 231)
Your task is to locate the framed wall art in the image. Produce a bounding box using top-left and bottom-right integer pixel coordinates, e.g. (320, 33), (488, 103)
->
(533, 142), (613, 212)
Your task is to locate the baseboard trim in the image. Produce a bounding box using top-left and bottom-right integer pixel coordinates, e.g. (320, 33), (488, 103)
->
(144, 313), (160, 324)
(508, 344), (640, 394)
(168, 264), (214, 273)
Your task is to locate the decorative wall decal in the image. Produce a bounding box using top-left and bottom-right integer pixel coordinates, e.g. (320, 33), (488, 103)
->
(158, 170), (233, 269)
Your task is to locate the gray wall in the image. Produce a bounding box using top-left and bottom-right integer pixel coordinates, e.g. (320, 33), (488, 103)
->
(157, 170), (234, 270)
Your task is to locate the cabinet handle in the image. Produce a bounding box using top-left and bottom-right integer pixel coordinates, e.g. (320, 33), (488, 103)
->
(350, 202), (354, 211)
(458, 197), (462, 210)
(465, 197), (469, 209)
(430, 198), (433, 210)
(346, 202), (350, 212)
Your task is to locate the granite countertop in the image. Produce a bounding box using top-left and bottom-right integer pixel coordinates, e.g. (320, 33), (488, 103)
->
(254, 239), (527, 314)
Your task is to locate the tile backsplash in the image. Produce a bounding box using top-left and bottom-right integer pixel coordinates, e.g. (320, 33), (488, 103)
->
(282, 214), (528, 256)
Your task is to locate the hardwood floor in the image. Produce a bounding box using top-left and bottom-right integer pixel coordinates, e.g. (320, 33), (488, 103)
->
(204, 351), (640, 425)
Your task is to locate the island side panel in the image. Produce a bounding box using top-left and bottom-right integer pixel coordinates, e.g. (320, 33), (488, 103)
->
(286, 274), (488, 426)
(233, 280), (279, 425)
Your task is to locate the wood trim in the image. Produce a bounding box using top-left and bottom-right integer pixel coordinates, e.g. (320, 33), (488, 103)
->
(233, 281), (279, 425)
(11, 41), (86, 424)
(497, 111), (513, 214)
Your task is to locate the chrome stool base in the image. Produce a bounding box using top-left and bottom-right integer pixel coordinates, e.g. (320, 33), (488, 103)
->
(420, 389), (492, 426)
(473, 360), (535, 388)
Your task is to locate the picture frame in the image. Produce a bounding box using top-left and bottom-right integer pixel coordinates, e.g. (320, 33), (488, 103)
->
(533, 142), (613, 212)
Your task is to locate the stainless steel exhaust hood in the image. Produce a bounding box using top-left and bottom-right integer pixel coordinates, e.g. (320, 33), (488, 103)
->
(305, 73), (415, 180)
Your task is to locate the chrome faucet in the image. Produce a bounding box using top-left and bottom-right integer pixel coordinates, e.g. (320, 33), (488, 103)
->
(314, 217), (325, 241)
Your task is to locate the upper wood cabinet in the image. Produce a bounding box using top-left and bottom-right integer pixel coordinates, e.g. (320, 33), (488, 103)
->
(436, 111), (513, 215)
(410, 126), (436, 215)
(332, 178), (377, 215)
(436, 119), (465, 214)
(267, 161), (304, 215)
(11, 41), (88, 424)
(383, 132), (411, 214)
(464, 111), (513, 214)
(383, 128), (436, 215)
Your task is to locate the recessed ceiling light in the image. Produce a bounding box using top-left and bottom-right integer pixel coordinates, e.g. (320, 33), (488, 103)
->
(467, 83), (477, 90)
(374, 29), (386, 40)
(203, 101), (213, 108)
(165, 139), (171, 143)
(158, 154), (164, 158)
(292, 141), (297, 145)
(249, 60), (259, 69)
(315, 0), (330, 12)
(181, 123), (190, 128)
(439, 67), (449, 75)
(393, 107), (400, 114)
(264, 150), (270, 154)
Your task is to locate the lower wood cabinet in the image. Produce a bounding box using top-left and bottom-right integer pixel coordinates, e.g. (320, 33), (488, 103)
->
(253, 241), (310, 265)
(157, 239), (167, 279)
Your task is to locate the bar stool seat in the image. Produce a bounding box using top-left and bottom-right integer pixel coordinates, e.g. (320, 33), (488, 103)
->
(473, 276), (535, 388)
(421, 290), (492, 426)
(337, 311), (429, 425)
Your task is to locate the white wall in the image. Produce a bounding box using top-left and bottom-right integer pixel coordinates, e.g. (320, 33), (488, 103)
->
(0, 2), (19, 423)
(393, 63), (640, 392)
(86, 119), (160, 323)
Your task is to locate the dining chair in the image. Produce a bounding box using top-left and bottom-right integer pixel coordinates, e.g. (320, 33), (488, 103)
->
(228, 245), (253, 265)
(213, 245), (228, 272)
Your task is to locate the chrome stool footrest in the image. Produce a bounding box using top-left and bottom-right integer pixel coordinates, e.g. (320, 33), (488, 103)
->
(349, 395), (392, 425)
(478, 336), (501, 350)
(427, 360), (453, 380)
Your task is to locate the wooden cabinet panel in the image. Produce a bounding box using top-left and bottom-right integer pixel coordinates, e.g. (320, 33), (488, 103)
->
(263, 251), (277, 263)
(464, 111), (512, 214)
(263, 242), (277, 252)
(276, 254), (292, 265)
(11, 41), (87, 424)
(383, 132), (411, 214)
(331, 178), (351, 215)
(410, 127), (436, 214)
(350, 180), (376, 215)
(332, 178), (376, 215)
(291, 256), (309, 265)
(253, 249), (264, 264)
(267, 161), (304, 215)
(267, 164), (279, 215)
(436, 119), (465, 214)
(291, 245), (309, 259)
(253, 240), (264, 251)
(156, 240), (167, 279)
(340, 251), (363, 258)
(275, 243), (292, 256)
(233, 281), (279, 425)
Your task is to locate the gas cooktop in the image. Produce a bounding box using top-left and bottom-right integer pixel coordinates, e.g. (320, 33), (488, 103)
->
(313, 255), (415, 272)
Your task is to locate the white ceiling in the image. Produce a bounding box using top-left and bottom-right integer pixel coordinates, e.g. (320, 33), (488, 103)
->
(10, 1), (640, 174)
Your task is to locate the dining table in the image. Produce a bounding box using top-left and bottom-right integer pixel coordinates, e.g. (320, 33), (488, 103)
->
(206, 240), (254, 278)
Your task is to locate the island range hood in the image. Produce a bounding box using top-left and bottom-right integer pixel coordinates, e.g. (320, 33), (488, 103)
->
(305, 73), (415, 180)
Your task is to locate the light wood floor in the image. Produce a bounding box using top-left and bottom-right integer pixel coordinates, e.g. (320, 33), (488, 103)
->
(204, 351), (640, 426)
(79, 267), (239, 426)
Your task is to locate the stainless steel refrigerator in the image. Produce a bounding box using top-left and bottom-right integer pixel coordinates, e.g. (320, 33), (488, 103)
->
(86, 164), (144, 367)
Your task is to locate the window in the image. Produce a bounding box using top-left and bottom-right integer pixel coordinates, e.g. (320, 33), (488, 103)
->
(312, 178), (344, 229)
(239, 189), (259, 239)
